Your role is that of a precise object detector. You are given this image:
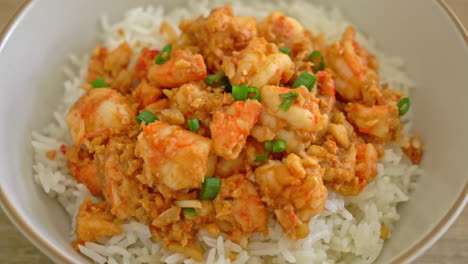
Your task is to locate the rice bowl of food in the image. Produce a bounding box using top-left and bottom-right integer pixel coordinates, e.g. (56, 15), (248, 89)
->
(0, 0), (467, 263)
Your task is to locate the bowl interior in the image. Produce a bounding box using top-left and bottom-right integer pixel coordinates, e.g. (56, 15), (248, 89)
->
(0, 0), (467, 263)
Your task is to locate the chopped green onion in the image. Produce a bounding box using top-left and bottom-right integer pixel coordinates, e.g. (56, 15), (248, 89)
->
(232, 85), (249, 101)
(205, 74), (229, 86)
(397, 97), (411, 116)
(278, 92), (299, 111)
(309, 50), (325, 72)
(272, 139), (286, 153)
(232, 85), (261, 101)
(200, 177), (221, 200)
(248, 87), (261, 101)
(183, 208), (197, 216)
(91, 77), (107, 88)
(155, 44), (172, 65)
(264, 141), (274, 152)
(279, 47), (291, 56)
(292, 72), (317, 91)
(136, 110), (158, 125)
(255, 151), (270, 162)
(188, 119), (200, 132)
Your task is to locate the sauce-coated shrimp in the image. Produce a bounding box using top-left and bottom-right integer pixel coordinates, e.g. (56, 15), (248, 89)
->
(258, 85), (327, 153)
(135, 121), (212, 191)
(326, 26), (379, 102)
(210, 100), (262, 160)
(222, 38), (295, 89)
(179, 6), (257, 72)
(148, 49), (207, 88)
(214, 174), (268, 240)
(66, 88), (133, 149)
(345, 102), (400, 141)
(254, 153), (327, 239)
(258, 12), (305, 47)
(74, 198), (122, 245)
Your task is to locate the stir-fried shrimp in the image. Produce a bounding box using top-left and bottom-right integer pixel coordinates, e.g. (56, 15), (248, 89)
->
(258, 12), (305, 48)
(86, 42), (133, 93)
(258, 85), (327, 153)
(148, 48), (207, 88)
(66, 146), (102, 195)
(355, 142), (379, 182)
(135, 121), (212, 191)
(74, 198), (122, 245)
(255, 153), (327, 239)
(133, 80), (163, 109)
(326, 26), (381, 102)
(64, 6), (423, 261)
(134, 47), (160, 80)
(165, 81), (234, 129)
(214, 174), (268, 240)
(94, 133), (144, 220)
(179, 6), (257, 72)
(210, 100), (262, 160)
(66, 88), (133, 149)
(345, 103), (400, 141)
(222, 37), (295, 88)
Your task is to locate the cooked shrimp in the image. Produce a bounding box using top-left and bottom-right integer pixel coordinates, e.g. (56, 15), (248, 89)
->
(134, 47), (159, 80)
(66, 146), (102, 195)
(214, 174), (268, 240)
(86, 42), (134, 94)
(179, 6), (257, 72)
(222, 38), (295, 88)
(148, 48), (207, 88)
(66, 88), (133, 149)
(307, 141), (377, 196)
(325, 26), (380, 102)
(254, 153), (327, 239)
(74, 198), (122, 244)
(257, 12), (305, 47)
(94, 134), (145, 219)
(345, 102), (400, 141)
(210, 100), (262, 160)
(132, 80), (162, 109)
(135, 121), (212, 191)
(355, 142), (378, 182)
(258, 85), (327, 153)
(165, 81), (234, 128)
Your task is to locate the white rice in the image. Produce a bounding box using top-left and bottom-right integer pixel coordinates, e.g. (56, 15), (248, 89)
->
(31, 0), (423, 263)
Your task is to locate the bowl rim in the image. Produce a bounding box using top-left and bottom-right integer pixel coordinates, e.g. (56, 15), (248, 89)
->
(0, 0), (467, 263)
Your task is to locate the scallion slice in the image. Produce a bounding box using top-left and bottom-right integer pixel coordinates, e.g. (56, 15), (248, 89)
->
(232, 85), (261, 101)
(279, 47), (291, 56)
(248, 86), (261, 101)
(232, 85), (249, 101)
(264, 141), (274, 152)
(200, 177), (220, 200)
(397, 97), (411, 116)
(205, 74), (229, 86)
(155, 44), (172, 65)
(278, 92), (299, 111)
(255, 151), (270, 162)
(272, 139), (286, 153)
(188, 119), (200, 132)
(183, 208), (197, 216)
(91, 77), (107, 88)
(309, 50), (325, 72)
(292, 72), (317, 91)
(136, 111), (158, 125)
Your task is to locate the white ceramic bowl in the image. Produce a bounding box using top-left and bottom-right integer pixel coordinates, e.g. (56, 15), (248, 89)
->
(0, 0), (467, 263)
